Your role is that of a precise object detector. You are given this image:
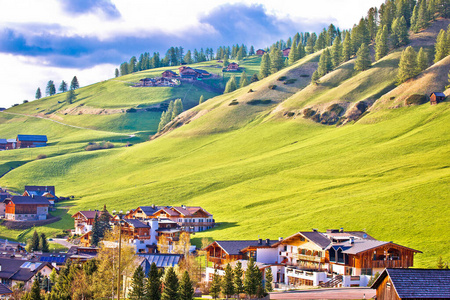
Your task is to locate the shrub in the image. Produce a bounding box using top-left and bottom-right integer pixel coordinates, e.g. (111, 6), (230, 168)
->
(277, 76), (287, 81)
(268, 85), (277, 90)
(126, 108), (137, 113)
(405, 94), (427, 105)
(247, 99), (272, 105)
(356, 101), (368, 112)
(85, 141), (114, 151)
(311, 114), (321, 122)
(284, 79), (297, 84)
(248, 89), (254, 93)
(327, 104), (345, 116)
(390, 96), (396, 100)
(285, 112), (295, 117)
(300, 74), (310, 77)
(23, 100), (28, 103)
(229, 99), (239, 106)
(303, 108), (316, 118)
(36, 154), (47, 159)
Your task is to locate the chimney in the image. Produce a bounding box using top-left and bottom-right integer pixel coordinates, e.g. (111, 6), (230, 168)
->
(265, 239), (270, 245)
(152, 204), (155, 209)
(350, 237), (354, 244)
(278, 237), (283, 241)
(340, 227), (344, 233)
(258, 239), (262, 245)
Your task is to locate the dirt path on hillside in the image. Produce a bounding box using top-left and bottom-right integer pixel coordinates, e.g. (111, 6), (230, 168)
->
(0, 111), (135, 138)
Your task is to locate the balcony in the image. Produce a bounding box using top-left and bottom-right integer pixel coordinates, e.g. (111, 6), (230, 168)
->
(372, 259), (405, 268)
(294, 254), (326, 263)
(280, 251), (294, 258)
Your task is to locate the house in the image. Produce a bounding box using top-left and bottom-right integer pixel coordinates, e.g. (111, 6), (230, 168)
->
(23, 186), (57, 205)
(178, 67), (210, 79)
(256, 49), (266, 56)
(139, 78), (155, 87)
(226, 62), (240, 71)
(127, 205), (164, 220)
(0, 190), (11, 217)
(0, 283), (12, 298)
(371, 268), (450, 299)
(282, 48), (291, 57)
(5, 139), (16, 150)
(3, 196), (50, 221)
(0, 139), (6, 150)
(66, 246), (99, 262)
(71, 209), (112, 235)
(115, 219), (158, 253)
(0, 258), (53, 289)
(162, 70), (177, 78)
(16, 135), (47, 148)
(156, 218), (183, 246)
(0, 239), (26, 254)
(430, 92), (445, 105)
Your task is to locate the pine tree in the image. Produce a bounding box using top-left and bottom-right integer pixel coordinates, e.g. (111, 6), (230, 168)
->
(259, 53), (271, 79)
(210, 270), (222, 299)
(40, 233), (49, 252)
(305, 33), (316, 54)
(269, 48), (284, 74)
(250, 73), (259, 83)
(410, 3), (419, 32)
(161, 267), (178, 300)
(397, 46), (418, 84)
(46, 80), (56, 96)
(354, 43), (372, 71)
(199, 95), (204, 104)
(236, 48), (244, 61)
(59, 80), (67, 93)
(233, 261), (244, 299)
(35, 88), (42, 99)
(331, 35), (343, 68)
(376, 25), (389, 61)
(416, 47), (428, 73)
(145, 263), (162, 300)
(31, 230), (40, 251)
(222, 264), (234, 299)
(317, 49), (332, 77)
(115, 68), (119, 78)
(172, 99), (183, 119)
(391, 16), (409, 48)
(434, 29), (448, 63)
(417, 0), (429, 30)
(314, 29), (327, 52)
(129, 266), (145, 300)
(244, 258), (257, 298)
(30, 276), (42, 300)
(224, 76), (238, 93)
(255, 267), (265, 299)
(98, 205), (111, 238)
(91, 213), (100, 246)
(178, 271), (194, 300)
(342, 32), (352, 62)
(265, 268), (273, 293)
(239, 71), (248, 88)
(311, 70), (320, 85)
(120, 62), (129, 76)
(288, 42), (297, 65)
(65, 89), (76, 104)
(70, 76), (79, 90)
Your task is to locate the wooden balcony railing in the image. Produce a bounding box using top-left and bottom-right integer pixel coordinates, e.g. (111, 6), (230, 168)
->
(294, 254), (326, 263)
(372, 259), (405, 268)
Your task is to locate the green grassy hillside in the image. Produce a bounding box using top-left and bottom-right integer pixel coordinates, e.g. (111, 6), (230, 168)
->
(0, 23), (449, 268)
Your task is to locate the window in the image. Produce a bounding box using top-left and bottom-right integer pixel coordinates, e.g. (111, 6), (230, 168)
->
(361, 268), (372, 275)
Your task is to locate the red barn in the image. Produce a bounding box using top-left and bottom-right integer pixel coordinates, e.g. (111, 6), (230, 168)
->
(16, 135), (47, 148)
(256, 49), (266, 56)
(430, 92), (445, 105)
(3, 196), (50, 220)
(162, 70), (177, 78)
(226, 62), (240, 71)
(282, 48), (291, 57)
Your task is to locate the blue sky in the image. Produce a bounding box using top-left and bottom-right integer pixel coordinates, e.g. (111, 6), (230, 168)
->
(0, 0), (384, 107)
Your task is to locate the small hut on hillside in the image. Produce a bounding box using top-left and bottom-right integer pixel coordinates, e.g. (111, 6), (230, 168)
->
(430, 92), (445, 105)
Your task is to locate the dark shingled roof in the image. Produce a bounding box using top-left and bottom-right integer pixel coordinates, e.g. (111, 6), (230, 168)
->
(0, 283), (12, 295)
(300, 232), (332, 249)
(25, 186), (55, 196)
(431, 92), (445, 97)
(212, 240), (278, 255)
(372, 268), (450, 298)
(17, 135), (48, 142)
(0, 258), (51, 282)
(138, 206), (164, 215)
(3, 195), (50, 205)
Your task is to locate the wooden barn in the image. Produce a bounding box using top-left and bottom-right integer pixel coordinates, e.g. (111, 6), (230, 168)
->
(161, 70), (177, 78)
(16, 135), (47, 148)
(5, 139), (16, 150)
(371, 268), (450, 299)
(256, 49), (266, 56)
(430, 92), (445, 105)
(0, 139), (6, 150)
(23, 185), (57, 205)
(3, 196), (50, 221)
(226, 62), (240, 71)
(139, 78), (155, 87)
(282, 48), (291, 57)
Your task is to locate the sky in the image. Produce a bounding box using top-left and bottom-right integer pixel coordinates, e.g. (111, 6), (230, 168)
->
(0, 0), (385, 108)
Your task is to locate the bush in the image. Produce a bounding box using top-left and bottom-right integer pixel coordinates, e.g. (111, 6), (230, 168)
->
(284, 79), (297, 84)
(300, 74), (310, 77)
(268, 85), (277, 90)
(303, 108), (316, 118)
(85, 141), (114, 151)
(248, 89), (254, 93)
(229, 99), (239, 106)
(277, 76), (287, 81)
(126, 108), (137, 113)
(390, 96), (396, 100)
(23, 100), (28, 104)
(36, 154), (47, 159)
(356, 101), (368, 112)
(247, 99), (272, 105)
(285, 112), (295, 117)
(405, 94), (427, 105)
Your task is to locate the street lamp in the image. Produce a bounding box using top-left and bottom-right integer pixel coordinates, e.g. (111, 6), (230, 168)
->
(113, 210), (124, 300)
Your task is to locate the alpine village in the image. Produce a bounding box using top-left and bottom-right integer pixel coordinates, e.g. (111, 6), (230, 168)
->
(0, 0), (449, 299)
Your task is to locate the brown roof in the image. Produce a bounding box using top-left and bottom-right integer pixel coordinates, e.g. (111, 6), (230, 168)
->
(72, 210), (111, 220)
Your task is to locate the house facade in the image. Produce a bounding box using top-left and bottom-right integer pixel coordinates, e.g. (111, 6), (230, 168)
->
(162, 70), (177, 78)
(226, 62), (240, 71)
(16, 135), (47, 148)
(23, 186), (57, 206)
(256, 49), (266, 56)
(430, 92), (445, 105)
(3, 196), (50, 221)
(0, 258), (53, 289)
(71, 209), (112, 235)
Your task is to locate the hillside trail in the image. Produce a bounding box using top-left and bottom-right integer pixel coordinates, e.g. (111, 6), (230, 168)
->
(0, 111), (135, 138)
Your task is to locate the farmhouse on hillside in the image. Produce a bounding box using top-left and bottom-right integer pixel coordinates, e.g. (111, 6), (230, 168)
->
(178, 66), (211, 79)
(256, 49), (266, 55)
(3, 196), (50, 221)
(71, 209), (112, 235)
(0, 258), (53, 289)
(371, 268), (450, 299)
(23, 185), (57, 205)
(161, 70), (178, 78)
(16, 135), (47, 148)
(430, 92), (445, 105)
(282, 48), (291, 57)
(226, 62), (240, 71)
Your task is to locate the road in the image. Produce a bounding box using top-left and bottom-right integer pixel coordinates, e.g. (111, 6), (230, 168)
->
(270, 287), (375, 299)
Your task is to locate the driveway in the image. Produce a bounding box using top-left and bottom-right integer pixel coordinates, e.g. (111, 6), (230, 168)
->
(270, 287), (375, 299)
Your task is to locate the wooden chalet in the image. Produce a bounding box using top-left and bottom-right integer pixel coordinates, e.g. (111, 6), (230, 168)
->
(139, 78), (155, 87)
(79, 230), (93, 247)
(16, 135), (47, 148)
(3, 196), (50, 221)
(226, 62), (240, 71)
(282, 48), (291, 57)
(430, 92), (445, 105)
(371, 268), (450, 299)
(0, 258), (53, 289)
(127, 205), (164, 219)
(23, 185), (57, 205)
(178, 66), (210, 79)
(156, 218), (182, 244)
(162, 70), (177, 78)
(71, 209), (112, 235)
(5, 139), (16, 150)
(256, 49), (266, 56)
(119, 219), (152, 241)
